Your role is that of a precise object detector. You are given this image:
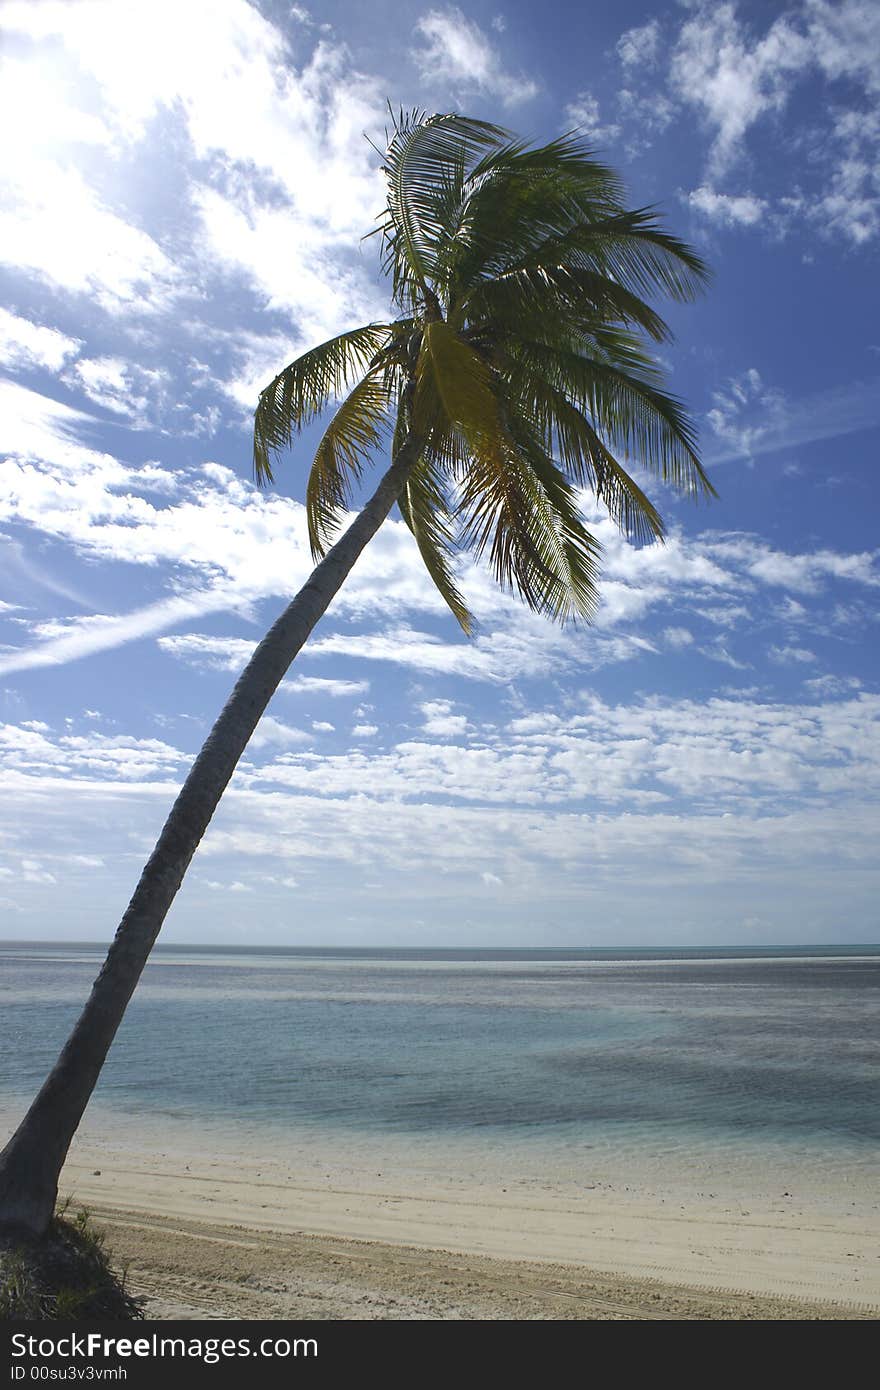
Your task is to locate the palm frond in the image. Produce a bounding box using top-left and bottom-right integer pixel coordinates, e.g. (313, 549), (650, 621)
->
(458, 416), (602, 622)
(414, 320), (505, 464)
(514, 338), (715, 499)
(518, 375), (665, 544)
(398, 453), (474, 633)
(464, 263), (672, 343)
(253, 324), (393, 483)
(306, 368), (392, 559)
(377, 110), (509, 310)
(470, 208), (710, 303)
(453, 134), (625, 282)
(253, 109), (713, 635)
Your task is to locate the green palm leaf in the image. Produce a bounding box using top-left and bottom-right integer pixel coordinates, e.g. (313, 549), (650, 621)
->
(458, 410), (602, 622)
(398, 453), (474, 633)
(521, 376), (665, 544)
(414, 320), (506, 465)
(376, 109), (509, 310)
(514, 337), (714, 499)
(306, 368), (392, 559)
(253, 324), (394, 483)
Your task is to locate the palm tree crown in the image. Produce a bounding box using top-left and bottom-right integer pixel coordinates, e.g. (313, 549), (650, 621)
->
(254, 108), (714, 633)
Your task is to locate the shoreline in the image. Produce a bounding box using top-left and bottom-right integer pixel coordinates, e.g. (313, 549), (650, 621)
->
(50, 1130), (879, 1318)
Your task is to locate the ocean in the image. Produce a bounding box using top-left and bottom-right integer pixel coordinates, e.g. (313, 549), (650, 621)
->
(1, 942), (878, 1198)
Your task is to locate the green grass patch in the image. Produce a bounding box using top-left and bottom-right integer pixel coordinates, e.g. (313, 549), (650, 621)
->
(0, 1200), (143, 1321)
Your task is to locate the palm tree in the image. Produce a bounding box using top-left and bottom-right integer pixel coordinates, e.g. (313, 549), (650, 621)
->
(0, 110), (713, 1237)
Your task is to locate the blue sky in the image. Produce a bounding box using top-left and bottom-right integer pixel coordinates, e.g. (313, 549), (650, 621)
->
(0, 0), (878, 945)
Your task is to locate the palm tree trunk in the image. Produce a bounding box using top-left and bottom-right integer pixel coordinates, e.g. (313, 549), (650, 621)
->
(0, 433), (423, 1237)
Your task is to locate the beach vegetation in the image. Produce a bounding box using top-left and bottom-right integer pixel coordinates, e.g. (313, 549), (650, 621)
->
(0, 1201), (142, 1320)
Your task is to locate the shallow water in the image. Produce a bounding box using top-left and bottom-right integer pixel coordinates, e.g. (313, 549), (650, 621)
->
(2, 943), (878, 1192)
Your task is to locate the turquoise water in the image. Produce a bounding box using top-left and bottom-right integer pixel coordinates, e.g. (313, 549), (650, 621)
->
(1, 943), (878, 1176)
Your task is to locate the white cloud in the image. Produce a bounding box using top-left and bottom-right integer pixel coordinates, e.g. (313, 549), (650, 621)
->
(2, 688), (878, 936)
(705, 368), (785, 461)
(668, 1), (880, 243)
(0, 160), (180, 314)
(420, 699), (470, 736)
(0, 721), (185, 782)
(0, 310), (81, 373)
(249, 715), (313, 750)
(704, 372), (880, 465)
(0, 0), (389, 336)
(1, 383), (876, 689)
(617, 20), (661, 70)
(412, 7), (538, 106)
(65, 356), (170, 426)
(299, 621), (649, 684)
(803, 673), (862, 697)
(703, 536), (880, 594)
(687, 186), (767, 227)
(805, 0), (880, 94)
(670, 3), (811, 178)
(768, 645), (818, 665)
(157, 634), (258, 673)
(0, 594), (237, 675)
(282, 676), (370, 698)
(220, 689), (880, 815)
(564, 93), (620, 146)
(801, 151), (880, 246)
(191, 182), (386, 342)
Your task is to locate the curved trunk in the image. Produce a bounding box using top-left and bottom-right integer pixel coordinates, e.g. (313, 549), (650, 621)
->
(0, 435), (422, 1237)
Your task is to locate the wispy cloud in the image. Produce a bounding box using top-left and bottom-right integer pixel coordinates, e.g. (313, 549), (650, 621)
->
(705, 372), (880, 464)
(0, 309), (82, 374)
(564, 92), (620, 146)
(0, 590), (239, 675)
(412, 7), (538, 106)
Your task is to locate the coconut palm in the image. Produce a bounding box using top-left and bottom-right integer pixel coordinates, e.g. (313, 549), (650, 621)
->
(0, 109), (713, 1236)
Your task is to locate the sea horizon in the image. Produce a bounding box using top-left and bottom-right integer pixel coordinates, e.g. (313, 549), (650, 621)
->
(3, 939), (879, 959)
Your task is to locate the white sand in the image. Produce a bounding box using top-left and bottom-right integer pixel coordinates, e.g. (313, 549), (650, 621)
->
(49, 1121), (879, 1315)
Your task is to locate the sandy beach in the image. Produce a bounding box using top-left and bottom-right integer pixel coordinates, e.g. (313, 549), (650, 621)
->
(51, 1128), (879, 1320)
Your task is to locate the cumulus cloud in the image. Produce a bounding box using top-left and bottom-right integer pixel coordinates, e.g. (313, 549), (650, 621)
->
(216, 689), (880, 816)
(420, 699), (471, 737)
(671, 3), (810, 179)
(768, 644), (818, 665)
(667, 1), (880, 242)
(249, 715), (313, 750)
(702, 536), (880, 594)
(687, 186), (767, 227)
(64, 356), (171, 427)
(282, 675), (370, 698)
(0, 721), (185, 782)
